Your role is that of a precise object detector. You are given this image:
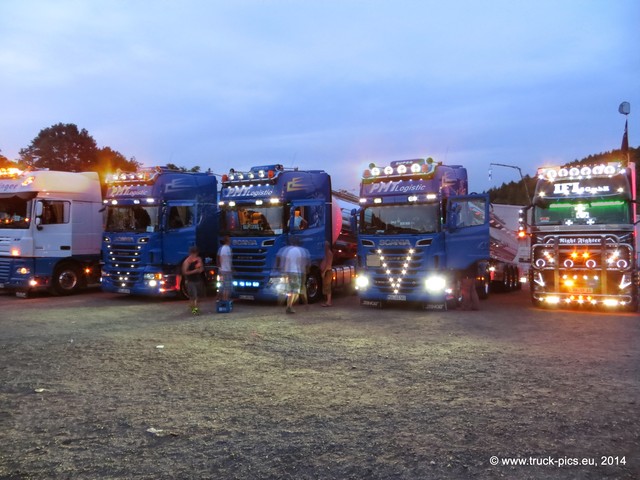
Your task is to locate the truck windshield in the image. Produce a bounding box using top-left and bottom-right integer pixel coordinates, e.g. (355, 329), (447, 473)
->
(105, 205), (159, 232)
(533, 199), (630, 226)
(221, 204), (284, 236)
(0, 196), (31, 229)
(360, 203), (439, 234)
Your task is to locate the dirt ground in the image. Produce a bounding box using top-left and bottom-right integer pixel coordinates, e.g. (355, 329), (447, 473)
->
(0, 286), (639, 480)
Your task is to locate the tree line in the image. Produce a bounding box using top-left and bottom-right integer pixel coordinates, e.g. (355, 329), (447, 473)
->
(0, 123), (201, 179)
(488, 146), (639, 205)
(1, 122), (636, 199)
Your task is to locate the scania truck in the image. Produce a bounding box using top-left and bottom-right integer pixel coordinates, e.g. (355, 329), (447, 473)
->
(524, 162), (637, 310)
(354, 157), (519, 309)
(0, 167), (102, 296)
(218, 164), (357, 303)
(100, 166), (218, 297)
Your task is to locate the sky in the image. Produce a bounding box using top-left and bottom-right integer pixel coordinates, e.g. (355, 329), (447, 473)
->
(1, 0), (638, 194)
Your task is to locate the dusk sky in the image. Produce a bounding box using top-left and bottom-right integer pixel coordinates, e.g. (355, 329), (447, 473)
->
(1, 0), (638, 194)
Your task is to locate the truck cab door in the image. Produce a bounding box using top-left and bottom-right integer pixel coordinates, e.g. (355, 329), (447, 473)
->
(33, 200), (71, 258)
(162, 202), (196, 265)
(445, 194), (490, 269)
(289, 199), (325, 252)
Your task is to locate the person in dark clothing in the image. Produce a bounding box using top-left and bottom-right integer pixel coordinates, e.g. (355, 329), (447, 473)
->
(182, 246), (205, 315)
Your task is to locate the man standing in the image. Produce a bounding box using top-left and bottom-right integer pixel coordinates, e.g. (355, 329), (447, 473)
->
(320, 241), (333, 307)
(182, 246), (204, 315)
(282, 237), (309, 314)
(217, 236), (233, 302)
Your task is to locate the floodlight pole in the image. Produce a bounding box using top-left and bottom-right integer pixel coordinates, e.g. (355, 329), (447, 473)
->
(619, 101), (630, 167)
(489, 162), (531, 206)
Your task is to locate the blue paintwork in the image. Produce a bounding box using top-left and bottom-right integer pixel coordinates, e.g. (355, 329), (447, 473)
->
(356, 160), (490, 305)
(219, 167), (335, 301)
(101, 170), (218, 297)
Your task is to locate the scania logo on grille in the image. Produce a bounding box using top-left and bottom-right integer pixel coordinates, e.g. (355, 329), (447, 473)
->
(379, 239), (412, 246)
(234, 239), (258, 246)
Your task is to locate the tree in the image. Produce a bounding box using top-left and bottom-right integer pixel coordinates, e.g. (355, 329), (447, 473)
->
(0, 149), (14, 168)
(165, 163), (201, 173)
(488, 146), (639, 205)
(19, 123), (99, 171)
(18, 123), (140, 178)
(96, 147), (140, 175)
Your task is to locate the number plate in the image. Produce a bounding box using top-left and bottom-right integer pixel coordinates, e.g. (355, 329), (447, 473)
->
(238, 294), (254, 300)
(387, 294), (407, 301)
(570, 287), (593, 294)
(117, 288), (130, 294)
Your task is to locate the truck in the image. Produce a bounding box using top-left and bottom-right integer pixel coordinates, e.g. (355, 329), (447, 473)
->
(218, 164), (357, 303)
(100, 166), (218, 297)
(488, 205), (523, 292)
(523, 161), (638, 310)
(354, 157), (520, 309)
(0, 167), (103, 296)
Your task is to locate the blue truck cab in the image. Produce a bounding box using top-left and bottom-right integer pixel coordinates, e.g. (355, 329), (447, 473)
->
(355, 158), (490, 308)
(218, 164), (356, 303)
(101, 167), (218, 297)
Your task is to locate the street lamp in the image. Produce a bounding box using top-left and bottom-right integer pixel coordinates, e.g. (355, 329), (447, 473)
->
(489, 163), (531, 206)
(619, 101), (630, 166)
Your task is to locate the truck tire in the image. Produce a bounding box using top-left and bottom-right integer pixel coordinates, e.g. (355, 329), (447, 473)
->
(305, 267), (323, 304)
(623, 285), (638, 312)
(477, 275), (490, 299)
(51, 263), (82, 296)
(178, 276), (189, 300)
(530, 290), (543, 308)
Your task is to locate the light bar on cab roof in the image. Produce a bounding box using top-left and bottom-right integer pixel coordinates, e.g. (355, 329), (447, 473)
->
(537, 162), (624, 181)
(0, 167), (26, 178)
(105, 167), (163, 184)
(222, 164), (284, 184)
(359, 192), (438, 204)
(362, 157), (438, 180)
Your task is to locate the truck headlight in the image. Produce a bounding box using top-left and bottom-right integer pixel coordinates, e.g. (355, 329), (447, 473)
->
(425, 275), (446, 292)
(355, 275), (370, 289)
(16, 267), (30, 275)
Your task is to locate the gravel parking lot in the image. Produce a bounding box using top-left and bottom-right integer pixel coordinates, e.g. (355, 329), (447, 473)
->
(1, 287), (639, 479)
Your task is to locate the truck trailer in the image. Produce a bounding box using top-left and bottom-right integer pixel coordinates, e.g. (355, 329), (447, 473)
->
(0, 167), (103, 296)
(218, 164), (357, 303)
(100, 166), (218, 297)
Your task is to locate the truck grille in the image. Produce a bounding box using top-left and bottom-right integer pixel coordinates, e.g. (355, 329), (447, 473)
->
(231, 246), (269, 293)
(0, 257), (10, 283)
(367, 247), (424, 295)
(104, 243), (144, 288)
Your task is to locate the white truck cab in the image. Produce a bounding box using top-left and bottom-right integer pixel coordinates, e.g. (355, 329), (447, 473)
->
(0, 168), (103, 296)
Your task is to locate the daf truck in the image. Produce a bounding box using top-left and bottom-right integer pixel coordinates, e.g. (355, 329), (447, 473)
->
(0, 167), (102, 296)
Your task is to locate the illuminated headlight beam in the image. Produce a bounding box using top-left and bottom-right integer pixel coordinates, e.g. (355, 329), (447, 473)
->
(424, 276), (446, 292)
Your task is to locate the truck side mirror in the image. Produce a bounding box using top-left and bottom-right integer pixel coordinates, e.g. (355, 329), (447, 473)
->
(448, 202), (461, 231)
(532, 196), (549, 209)
(349, 209), (358, 233)
(35, 201), (44, 230)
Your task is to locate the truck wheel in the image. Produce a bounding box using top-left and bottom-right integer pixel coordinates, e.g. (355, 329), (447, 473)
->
(51, 263), (81, 296)
(178, 276), (189, 300)
(477, 276), (490, 299)
(530, 290), (543, 308)
(507, 267), (516, 292)
(623, 285), (638, 312)
(305, 268), (323, 304)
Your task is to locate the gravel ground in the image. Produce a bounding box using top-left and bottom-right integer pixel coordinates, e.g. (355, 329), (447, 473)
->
(0, 287), (639, 479)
